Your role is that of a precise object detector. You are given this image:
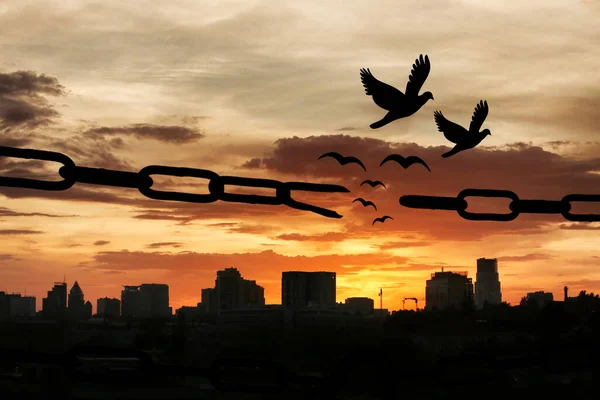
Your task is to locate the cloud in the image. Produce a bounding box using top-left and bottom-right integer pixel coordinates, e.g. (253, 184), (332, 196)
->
(0, 207), (76, 218)
(374, 241), (431, 250)
(145, 242), (183, 249)
(0, 229), (44, 235)
(0, 254), (19, 261)
(497, 253), (554, 262)
(93, 240), (110, 246)
(83, 124), (204, 144)
(83, 249), (408, 277)
(0, 70), (66, 135)
(274, 231), (348, 242)
(240, 158), (262, 169)
(559, 223), (600, 231)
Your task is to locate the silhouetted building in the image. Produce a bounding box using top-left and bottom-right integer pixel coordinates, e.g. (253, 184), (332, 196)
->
(425, 270), (474, 311)
(243, 279), (265, 307)
(216, 268), (243, 310)
(344, 297), (375, 314)
(475, 258), (502, 309)
(121, 286), (141, 318)
(6, 293), (36, 317)
(68, 281), (89, 320)
(564, 285), (569, 302)
(84, 300), (92, 319)
(282, 271), (336, 308)
(42, 282), (67, 319)
(201, 268), (266, 312)
(0, 292), (9, 320)
(97, 297), (121, 318)
(526, 291), (554, 308)
(201, 288), (217, 313)
(139, 283), (171, 318)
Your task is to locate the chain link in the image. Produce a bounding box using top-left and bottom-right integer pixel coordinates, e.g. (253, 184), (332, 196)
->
(400, 188), (600, 222)
(0, 145), (349, 219)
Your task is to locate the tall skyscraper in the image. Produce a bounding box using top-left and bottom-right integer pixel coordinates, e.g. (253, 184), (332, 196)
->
(281, 271), (336, 308)
(201, 288), (217, 313)
(42, 282), (67, 319)
(6, 293), (36, 317)
(97, 297), (121, 318)
(200, 268), (265, 312)
(475, 258), (502, 309)
(68, 281), (85, 319)
(139, 284), (171, 318)
(216, 268), (243, 311)
(121, 286), (141, 318)
(425, 270), (474, 311)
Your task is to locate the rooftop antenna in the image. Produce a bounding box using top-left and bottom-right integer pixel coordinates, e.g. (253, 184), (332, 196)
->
(378, 288), (383, 309)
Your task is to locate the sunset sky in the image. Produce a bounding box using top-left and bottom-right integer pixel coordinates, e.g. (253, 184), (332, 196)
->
(1, 0), (599, 312)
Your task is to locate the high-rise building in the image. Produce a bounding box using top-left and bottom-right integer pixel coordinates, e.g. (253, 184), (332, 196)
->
(6, 294), (36, 317)
(0, 292), (9, 320)
(200, 268), (266, 312)
(281, 271), (336, 308)
(139, 284), (171, 318)
(216, 268), (243, 311)
(242, 279), (265, 307)
(475, 258), (502, 309)
(201, 288), (217, 313)
(42, 282), (67, 319)
(425, 270), (474, 311)
(68, 281), (88, 319)
(97, 297), (121, 318)
(121, 286), (141, 318)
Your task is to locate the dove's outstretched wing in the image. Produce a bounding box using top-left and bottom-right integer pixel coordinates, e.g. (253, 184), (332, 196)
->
(360, 68), (404, 111)
(405, 54), (431, 97)
(469, 100), (489, 133)
(433, 111), (468, 144)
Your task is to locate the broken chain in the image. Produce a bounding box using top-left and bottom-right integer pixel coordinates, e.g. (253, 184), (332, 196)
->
(0, 145), (349, 219)
(399, 188), (600, 222)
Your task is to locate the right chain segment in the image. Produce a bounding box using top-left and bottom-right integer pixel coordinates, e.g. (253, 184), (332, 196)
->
(399, 188), (600, 222)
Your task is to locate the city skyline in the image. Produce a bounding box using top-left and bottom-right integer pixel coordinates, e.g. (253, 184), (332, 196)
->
(0, 260), (580, 314)
(1, 0), (600, 312)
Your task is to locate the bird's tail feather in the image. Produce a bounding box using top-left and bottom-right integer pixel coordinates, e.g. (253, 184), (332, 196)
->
(442, 148), (460, 158)
(370, 118), (389, 129)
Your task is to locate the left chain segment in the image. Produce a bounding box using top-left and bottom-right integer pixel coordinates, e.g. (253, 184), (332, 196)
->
(0, 145), (349, 218)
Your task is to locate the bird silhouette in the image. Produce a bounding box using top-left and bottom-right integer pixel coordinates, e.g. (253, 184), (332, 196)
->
(434, 100), (491, 158)
(360, 180), (386, 189)
(318, 152), (367, 171)
(352, 197), (377, 211)
(372, 216), (394, 225)
(380, 154), (431, 172)
(360, 54), (434, 129)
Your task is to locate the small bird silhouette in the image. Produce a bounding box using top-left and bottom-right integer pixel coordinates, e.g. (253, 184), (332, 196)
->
(380, 154), (431, 172)
(434, 100), (491, 158)
(372, 216), (394, 225)
(360, 180), (386, 189)
(360, 54), (434, 129)
(352, 197), (377, 211)
(318, 152), (367, 171)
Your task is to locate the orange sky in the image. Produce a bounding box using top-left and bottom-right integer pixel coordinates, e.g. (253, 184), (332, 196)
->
(1, 0), (599, 312)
